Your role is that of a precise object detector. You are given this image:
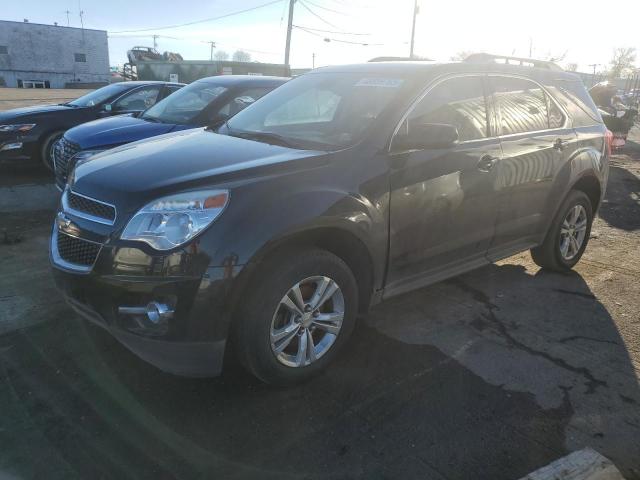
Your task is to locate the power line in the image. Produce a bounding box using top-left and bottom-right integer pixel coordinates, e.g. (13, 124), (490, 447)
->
(294, 25), (382, 46)
(292, 24), (369, 35)
(110, 0), (284, 33)
(303, 0), (348, 15)
(298, 1), (339, 29)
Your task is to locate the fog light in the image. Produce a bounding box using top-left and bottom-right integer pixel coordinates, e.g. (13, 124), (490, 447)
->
(118, 301), (174, 324)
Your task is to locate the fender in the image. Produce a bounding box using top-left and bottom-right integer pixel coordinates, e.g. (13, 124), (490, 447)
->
(539, 142), (608, 241)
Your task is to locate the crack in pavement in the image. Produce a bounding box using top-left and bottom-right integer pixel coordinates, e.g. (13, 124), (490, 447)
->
(449, 279), (608, 395)
(558, 335), (619, 346)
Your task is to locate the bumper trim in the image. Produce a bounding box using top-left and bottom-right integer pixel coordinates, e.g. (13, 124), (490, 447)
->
(65, 292), (226, 377)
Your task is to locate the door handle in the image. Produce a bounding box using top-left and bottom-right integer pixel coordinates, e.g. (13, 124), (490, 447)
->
(553, 138), (567, 151)
(477, 155), (498, 172)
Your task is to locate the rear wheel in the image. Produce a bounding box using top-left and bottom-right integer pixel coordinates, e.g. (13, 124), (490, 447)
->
(40, 131), (64, 171)
(234, 248), (358, 385)
(531, 190), (593, 271)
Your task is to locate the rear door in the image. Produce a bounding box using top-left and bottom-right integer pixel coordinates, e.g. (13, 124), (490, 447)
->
(487, 75), (576, 258)
(386, 74), (502, 294)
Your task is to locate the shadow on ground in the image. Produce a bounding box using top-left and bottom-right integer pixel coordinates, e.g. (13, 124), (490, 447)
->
(1, 263), (639, 479)
(599, 164), (640, 231)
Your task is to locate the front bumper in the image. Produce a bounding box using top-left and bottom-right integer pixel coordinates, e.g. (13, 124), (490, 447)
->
(50, 222), (243, 377)
(0, 135), (37, 163)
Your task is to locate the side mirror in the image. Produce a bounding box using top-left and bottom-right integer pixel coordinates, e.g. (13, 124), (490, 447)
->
(394, 123), (459, 151)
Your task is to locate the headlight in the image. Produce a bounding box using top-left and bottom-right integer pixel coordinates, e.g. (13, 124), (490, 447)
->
(0, 124), (36, 133)
(121, 190), (229, 250)
(71, 149), (106, 169)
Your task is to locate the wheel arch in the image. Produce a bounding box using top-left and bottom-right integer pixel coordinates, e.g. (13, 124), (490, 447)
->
(228, 226), (377, 319)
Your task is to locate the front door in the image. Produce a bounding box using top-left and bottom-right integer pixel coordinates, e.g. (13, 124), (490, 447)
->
(386, 75), (502, 296)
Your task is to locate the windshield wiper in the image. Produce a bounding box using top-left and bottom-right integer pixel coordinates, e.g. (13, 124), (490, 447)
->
(231, 130), (301, 148)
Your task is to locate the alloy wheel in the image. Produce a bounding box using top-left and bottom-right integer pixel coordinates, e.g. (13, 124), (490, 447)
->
(270, 275), (345, 368)
(559, 204), (588, 260)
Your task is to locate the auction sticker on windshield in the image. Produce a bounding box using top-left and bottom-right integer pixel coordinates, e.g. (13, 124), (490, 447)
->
(355, 78), (404, 88)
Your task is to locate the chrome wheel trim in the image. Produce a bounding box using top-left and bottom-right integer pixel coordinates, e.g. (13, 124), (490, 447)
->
(270, 275), (345, 368)
(559, 204), (588, 260)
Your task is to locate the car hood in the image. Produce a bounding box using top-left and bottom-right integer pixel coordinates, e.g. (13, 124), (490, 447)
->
(65, 115), (185, 150)
(72, 128), (326, 212)
(0, 104), (74, 122)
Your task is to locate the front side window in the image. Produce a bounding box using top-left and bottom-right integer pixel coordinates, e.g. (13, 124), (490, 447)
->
(227, 72), (411, 149)
(113, 86), (161, 112)
(493, 77), (564, 135)
(67, 83), (130, 107)
(403, 75), (488, 142)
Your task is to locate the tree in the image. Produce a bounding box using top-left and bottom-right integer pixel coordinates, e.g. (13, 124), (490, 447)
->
(232, 50), (251, 62)
(214, 50), (229, 61)
(608, 47), (636, 79)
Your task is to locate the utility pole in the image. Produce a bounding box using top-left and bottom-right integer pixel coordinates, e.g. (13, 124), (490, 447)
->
(284, 0), (295, 75)
(409, 0), (418, 59)
(206, 41), (216, 61)
(79, 9), (84, 29)
(529, 37), (533, 57)
(65, 10), (71, 26)
(312, 52), (315, 68)
(589, 63), (598, 86)
(152, 34), (159, 49)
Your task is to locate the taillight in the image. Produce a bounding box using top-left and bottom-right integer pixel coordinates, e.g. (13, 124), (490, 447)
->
(604, 129), (614, 155)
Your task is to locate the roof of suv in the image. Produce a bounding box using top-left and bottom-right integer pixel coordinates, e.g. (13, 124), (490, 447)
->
(312, 60), (580, 83)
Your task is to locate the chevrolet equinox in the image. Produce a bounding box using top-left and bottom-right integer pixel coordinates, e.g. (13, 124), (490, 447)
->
(51, 56), (609, 385)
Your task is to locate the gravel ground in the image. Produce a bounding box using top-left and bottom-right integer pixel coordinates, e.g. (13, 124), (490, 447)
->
(0, 87), (93, 111)
(0, 119), (638, 479)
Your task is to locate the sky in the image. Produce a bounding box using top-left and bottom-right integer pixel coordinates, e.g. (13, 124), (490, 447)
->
(3, 0), (639, 73)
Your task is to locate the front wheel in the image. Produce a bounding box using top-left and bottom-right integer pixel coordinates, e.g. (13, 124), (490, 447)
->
(234, 248), (358, 385)
(40, 131), (64, 171)
(531, 190), (593, 271)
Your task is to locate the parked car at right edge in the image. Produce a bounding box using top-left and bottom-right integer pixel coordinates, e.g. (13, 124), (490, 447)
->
(50, 55), (609, 385)
(53, 75), (288, 190)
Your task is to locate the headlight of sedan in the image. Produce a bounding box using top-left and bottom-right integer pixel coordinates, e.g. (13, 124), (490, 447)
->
(121, 190), (229, 250)
(0, 124), (36, 133)
(71, 149), (106, 169)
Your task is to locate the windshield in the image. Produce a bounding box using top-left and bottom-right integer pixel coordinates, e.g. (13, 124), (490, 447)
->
(142, 82), (228, 124)
(67, 83), (131, 107)
(226, 72), (408, 149)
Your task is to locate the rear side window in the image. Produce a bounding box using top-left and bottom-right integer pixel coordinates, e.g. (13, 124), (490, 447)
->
(406, 76), (488, 142)
(492, 77), (564, 135)
(546, 81), (602, 127)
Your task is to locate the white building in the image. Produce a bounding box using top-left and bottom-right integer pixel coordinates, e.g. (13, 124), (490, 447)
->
(0, 20), (109, 88)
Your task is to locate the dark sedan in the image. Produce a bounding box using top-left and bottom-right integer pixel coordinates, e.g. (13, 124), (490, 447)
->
(53, 75), (288, 190)
(0, 81), (184, 170)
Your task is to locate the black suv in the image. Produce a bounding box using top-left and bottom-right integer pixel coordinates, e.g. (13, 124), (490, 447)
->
(50, 56), (609, 385)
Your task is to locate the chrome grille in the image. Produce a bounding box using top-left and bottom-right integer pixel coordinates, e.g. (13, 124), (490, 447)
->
(53, 137), (80, 186)
(56, 231), (101, 267)
(66, 190), (116, 223)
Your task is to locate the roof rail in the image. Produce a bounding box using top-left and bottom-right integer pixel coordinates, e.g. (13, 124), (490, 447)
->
(368, 56), (433, 62)
(463, 53), (563, 71)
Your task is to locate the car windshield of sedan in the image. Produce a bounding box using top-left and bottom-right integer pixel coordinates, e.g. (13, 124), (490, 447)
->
(141, 82), (228, 125)
(67, 83), (131, 107)
(225, 72), (409, 149)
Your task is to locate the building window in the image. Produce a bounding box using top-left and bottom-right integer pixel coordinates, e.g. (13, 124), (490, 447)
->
(0, 46), (8, 54)
(74, 53), (86, 63)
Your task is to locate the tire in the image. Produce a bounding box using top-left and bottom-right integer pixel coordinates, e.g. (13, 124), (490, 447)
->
(530, 190), (593, 272)
(40, 131), (64, 171)
(233, 248), (358, 385)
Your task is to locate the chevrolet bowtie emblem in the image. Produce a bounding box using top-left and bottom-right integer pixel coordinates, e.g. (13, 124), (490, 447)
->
(56, 212), (78, 234)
